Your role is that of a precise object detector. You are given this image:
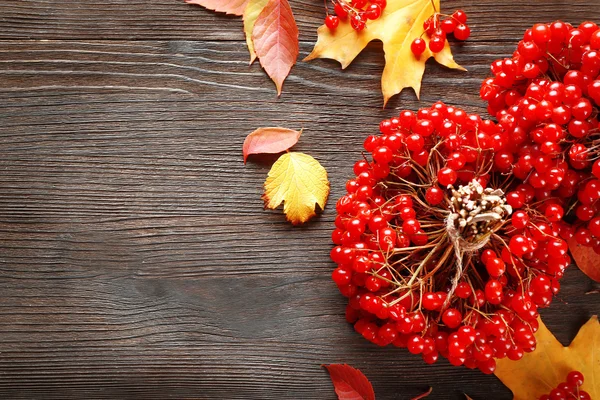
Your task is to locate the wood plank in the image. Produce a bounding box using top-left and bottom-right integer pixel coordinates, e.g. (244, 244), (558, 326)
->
(0, 0), (597, 41)
(0, 39), (599, 399)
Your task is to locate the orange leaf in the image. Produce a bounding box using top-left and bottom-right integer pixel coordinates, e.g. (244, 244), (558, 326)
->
(242, 127), (301, 163)
(323, 364), (375, 400)
(494, 316), (599, 400)
(251, 0), (299, 95)
(569, 238), (600, 282)
(304, 0), (464, 106)
(263, 152), (329, 224)
(185, 0), (248, 16)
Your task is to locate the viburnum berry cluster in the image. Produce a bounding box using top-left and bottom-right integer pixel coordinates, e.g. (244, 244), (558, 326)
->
(324, 0), (386, 32)
(539, 370), (590, 400)
(331, 102), (570, 374)
(480, 20), (600, 254)
(411, 9), (471, 57)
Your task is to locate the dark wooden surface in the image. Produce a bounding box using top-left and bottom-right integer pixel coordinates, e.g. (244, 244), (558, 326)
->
(0, 1), (599, 399)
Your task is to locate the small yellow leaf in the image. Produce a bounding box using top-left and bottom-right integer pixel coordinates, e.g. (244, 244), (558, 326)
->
(263, 152), (329, 224)
(304, 0), (465, 106)
(243, 0), (269, 63)
(494, 316), (599, 400)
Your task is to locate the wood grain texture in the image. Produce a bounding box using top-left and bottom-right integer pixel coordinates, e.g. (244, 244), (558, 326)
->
(0, 1), (599, 399)
(0, 0), (596, 40)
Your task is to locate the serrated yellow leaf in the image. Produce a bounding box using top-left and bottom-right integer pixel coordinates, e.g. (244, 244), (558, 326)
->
(262, 152), (329, 225)
(304, 0), (465, 106)
(243, 0), (269, 63)
(494, 316), (599, 400)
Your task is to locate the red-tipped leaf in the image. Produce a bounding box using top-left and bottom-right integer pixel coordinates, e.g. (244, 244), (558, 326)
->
(243, 127), (301, 163)
(251, 0), (299, 95)
(569, 239), (600, 282)
(412, 387), (433, 399)
(323, 364), (375, 400)
(185, 0), (249, 16)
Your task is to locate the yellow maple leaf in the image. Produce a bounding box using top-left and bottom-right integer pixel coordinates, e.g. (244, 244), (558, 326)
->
(495, 316), (599, 400)
(263, 152), (329, 224)
(304, 0), (465, 105)
(242, 0), (269, 63)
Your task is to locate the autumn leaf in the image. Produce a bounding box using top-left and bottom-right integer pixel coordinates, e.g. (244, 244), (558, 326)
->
(569, 239), (600, 282)
(323, 364), (375, 400)
(411, 387), (432, 399)
(263, 152), (329, 224)
(242, 127), (301, 163)
(494, 316), (599, 400)
(243, 0), (270, 63)
(304, 0), (465, 105)
(185, 0), (248, 16)
(252, 0), (299, 95)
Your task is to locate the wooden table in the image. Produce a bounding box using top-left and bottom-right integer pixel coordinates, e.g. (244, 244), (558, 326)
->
(0, 1), (599, 398)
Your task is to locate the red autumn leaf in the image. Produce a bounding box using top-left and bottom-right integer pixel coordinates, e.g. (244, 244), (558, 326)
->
(323, 364), (375, 400)
(185, 0), (249, 16)
(242, 127), (301, 163)
(411, 387), (433, 399)
(251, 0), (299, 95)
(568, 238), (600, 282)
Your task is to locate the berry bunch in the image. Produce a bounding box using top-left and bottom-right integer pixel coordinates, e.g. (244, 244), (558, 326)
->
(324, 0), (387, 32)
(539, 371), (590, 400)
(411, 10), (471, 57)
(331, 102), (569, 374)
(480, 20), (600, 253)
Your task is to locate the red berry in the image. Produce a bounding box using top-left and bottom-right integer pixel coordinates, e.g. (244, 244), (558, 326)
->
(325, 15), (339, 30)
(442, 308), (462, 328)
(407, 335), (425, 354)
(411, 38), (426, 56)
(425, 186), (444, 205)
(364, 4), (382, 20)
(545, 204), (564, 222)
(509, 235), (530, 257)
(549, 389), (568, 400)
(333, 2), (347, 18)
(406, 133), (425, 151)
(350, 14), (366, 31)
(477, 358), (496, 374)
(455, 282), (472, 299)
(437, 167), (457, 187)
(423, 16), (436, 35)
(402, 218), (421, 235)
(332, 267), (352, 286)
(441, 18), (456, 34)
(454, 24), (471, 41)
(422, 292), (442, 310)
(452, 9), (467, 24)
(512, 210), (530, 229)
(429, 34), (446, 53)
(373, 146), (393, 165)
(485, 280), (504, 304)
(591, 28), (600, 49)
(532, 23), (551, 44)
(567, 370), (584, 387)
